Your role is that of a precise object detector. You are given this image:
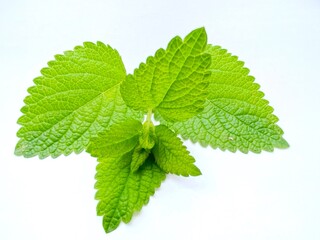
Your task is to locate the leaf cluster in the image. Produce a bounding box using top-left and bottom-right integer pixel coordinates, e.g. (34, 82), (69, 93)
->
(15, 27), (288, 233)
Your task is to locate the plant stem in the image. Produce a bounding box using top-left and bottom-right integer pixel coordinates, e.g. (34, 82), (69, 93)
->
(146, 109), (153, 126)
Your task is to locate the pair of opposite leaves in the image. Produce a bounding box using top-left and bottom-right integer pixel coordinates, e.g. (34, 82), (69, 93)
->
(15, 27), (288, 233)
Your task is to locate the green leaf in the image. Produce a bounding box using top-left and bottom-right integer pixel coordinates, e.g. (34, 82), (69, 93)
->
(163, 45), (289, 153)
(95, 152), (166, 233)
(120, 27), (211, 122)
(86, 119), (142, 158)
(152, 125), (201, 176)
(138, 120), (156, 150)
(15, 42), (142, 159)
(131, 145), (150, 172)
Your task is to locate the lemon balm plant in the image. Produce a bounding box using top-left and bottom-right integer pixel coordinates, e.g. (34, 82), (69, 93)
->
(15, 28), (288, 233)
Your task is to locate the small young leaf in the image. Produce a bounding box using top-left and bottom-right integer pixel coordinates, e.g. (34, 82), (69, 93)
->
(15, 42), (142, 159)
(152, 125), (201, 176)
(161, 45), (289, 153)
(139, 121), (156, 150)
(95, 152), (166, 233)
(131, 145), (150, 172)
(87, 119), (142, 158)
(120, 27), (211, 122)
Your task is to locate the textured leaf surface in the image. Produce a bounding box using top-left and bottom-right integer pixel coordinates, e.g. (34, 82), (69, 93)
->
(164, 45), (289, 153)
(131, 145), (150, 172)
(95, 152), (166, 233)
(120, 27), (211, 121)
(87, 119), (142, 158)
(138, 121), (156, 150)
(15, 42), (142, 158)
(152, 125), (201, 176)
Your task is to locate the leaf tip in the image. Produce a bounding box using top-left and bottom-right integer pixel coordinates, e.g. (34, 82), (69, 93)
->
(14, 144), (23, 157)
(274, 137), (290, 149)
(189, 26), (207, 39)
(191, 165), (202, 176)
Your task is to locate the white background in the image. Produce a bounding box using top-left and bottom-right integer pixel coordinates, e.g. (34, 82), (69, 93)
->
(1, 0), (319, 239)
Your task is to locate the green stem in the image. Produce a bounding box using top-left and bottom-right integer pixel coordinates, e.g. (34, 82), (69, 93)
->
(146, 109), (153, 126)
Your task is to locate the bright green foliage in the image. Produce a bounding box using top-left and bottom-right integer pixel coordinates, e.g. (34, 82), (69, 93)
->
(131, 145), (151, 172)
(86, 118), (166, 232)
(163, 45), (289, 153)
(15, 27), (289, 235)
(120, 27), (211, 122)
(94, 152), (165, 233)
(139, 120), (156, 150)
(87, 119), (142, 158)
(152, 125), (201, 176)
(130, 120), (156, 172)
(15, 42), (142, 159)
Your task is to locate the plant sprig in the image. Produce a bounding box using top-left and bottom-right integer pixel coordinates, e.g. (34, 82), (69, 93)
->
(15, 27), (288, 234)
